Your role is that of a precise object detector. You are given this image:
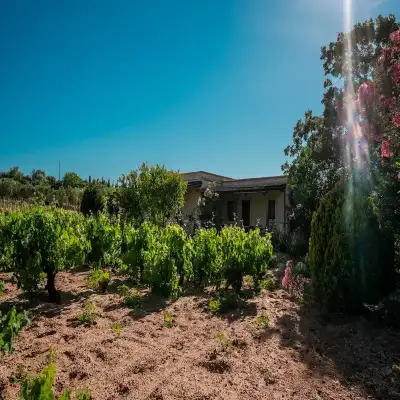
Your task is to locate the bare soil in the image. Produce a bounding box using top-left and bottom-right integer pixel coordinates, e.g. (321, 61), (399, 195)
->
(0, 270), (399, 400)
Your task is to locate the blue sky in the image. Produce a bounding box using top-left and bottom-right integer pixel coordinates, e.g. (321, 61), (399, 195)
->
(0, 0), (398, 181)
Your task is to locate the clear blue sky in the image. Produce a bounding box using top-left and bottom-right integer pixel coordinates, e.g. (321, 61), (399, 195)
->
(0, 0), (398, 181)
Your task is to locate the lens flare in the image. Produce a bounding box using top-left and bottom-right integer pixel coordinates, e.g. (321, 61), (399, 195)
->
(342, 0), (372, 215)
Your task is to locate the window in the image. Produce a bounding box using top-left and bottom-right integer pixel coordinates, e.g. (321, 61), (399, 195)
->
(268, 200), (276, 220)
(227, 201), (235, 221)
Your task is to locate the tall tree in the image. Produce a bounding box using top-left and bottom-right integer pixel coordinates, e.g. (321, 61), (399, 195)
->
(118, 163), (187, 226)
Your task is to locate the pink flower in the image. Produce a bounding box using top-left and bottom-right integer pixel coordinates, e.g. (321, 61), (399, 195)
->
(390, 30), (400, 45)
(381, 141), (393, 158)
(393, 112), (400, 127)
(282, 260), (292, 289)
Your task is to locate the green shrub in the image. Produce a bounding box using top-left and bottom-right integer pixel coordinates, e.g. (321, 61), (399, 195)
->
(123, 222), (159, 282)
(20, 361), (57, 400)
(19, 357), (91, 400)
(0, 279), (4, 295)
(86, 268), (110, 292)
(0, 306), (31, 353)
(192, 228), (222, 287)
(309, 181), (395, 313)
(208, 290), (240, 314)
(142, 240), (179, 297)
(220, 226), (247, 292)
(2, 208), (89, 301)
(86, 214), (122, 267)
(215, 332), (232, 351)
(162, 311), (176, 328)
(259, 278), (276, 291)
(244, 229), (273, 291)
(116, 284), (130, 297)
(80, 182), (106, 216)
(74, 300), (97, 326)
(270, 226), (308, 258)
(110, 322), (122, 337)
(291, 261), (310, 278)
(123, 288), (142, 309)
(162, 224), (193, 286)
(255, 312), (270, 329)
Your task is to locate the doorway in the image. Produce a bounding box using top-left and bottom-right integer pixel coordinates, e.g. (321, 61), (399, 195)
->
(242, 200), (250, 227)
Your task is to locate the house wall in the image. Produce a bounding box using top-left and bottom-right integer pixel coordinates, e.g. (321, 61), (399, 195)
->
(182, 187), (288, 231)
(216, 190), (286, 231)
(183, 188), (201, 216)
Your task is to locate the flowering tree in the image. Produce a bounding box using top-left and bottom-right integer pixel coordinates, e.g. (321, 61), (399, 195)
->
(284, 14), (400, 241)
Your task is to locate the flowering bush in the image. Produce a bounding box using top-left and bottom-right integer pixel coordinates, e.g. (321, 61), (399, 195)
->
(281, 260), (311, 300)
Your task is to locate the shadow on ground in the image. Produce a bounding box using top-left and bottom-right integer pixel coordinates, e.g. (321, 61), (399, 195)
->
(274, 300), (400, 399)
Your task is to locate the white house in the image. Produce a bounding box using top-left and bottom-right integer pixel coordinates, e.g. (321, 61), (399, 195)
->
(183, 171), (289, 231)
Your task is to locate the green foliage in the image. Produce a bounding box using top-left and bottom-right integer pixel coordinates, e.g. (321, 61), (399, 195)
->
(123, 222), (158, 282)
(259, 278), (276, 291)
(1, 208), (90, 300)
(192, 228), (223, 287)
(270, 226), (309, 258)
(0, 279), (4, 295)
(118, 163), (187, 225)
(244, 229), (273, 290)
(122, 288), (142, 309)
(19, 355), (91, 400)
(110, 322), (122, 337)
(215, 333), (232, 351)
(86, 268), (110, 292)
(80, 183), (106, 216)
(0, 307), (31, 353)
(220, 226), (272, 292)
(220, 226), (247, 292)
(208, 290), (240, 314)
(142, 239), (180, 297)
(309, 181), (395, 313)
(74, 300), (97, 326)
(162, 311), (176, 328)
(291, 261), (310, 279)
(20, 361), (57, 400)
(62, 172), (84, 188)
(116, 284), (130, 297)
(255, 312), (270, 329)
(125, 223), (192, 298)
(161, 224), (193, 285)
(86, 214), (121, 267)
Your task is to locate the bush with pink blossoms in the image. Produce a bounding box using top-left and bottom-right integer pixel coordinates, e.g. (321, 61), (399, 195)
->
(281, 260), (311, 300)
(390, 29), (400, 45)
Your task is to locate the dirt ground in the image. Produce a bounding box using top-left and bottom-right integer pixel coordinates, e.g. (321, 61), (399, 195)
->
(0, 270), (399, 400)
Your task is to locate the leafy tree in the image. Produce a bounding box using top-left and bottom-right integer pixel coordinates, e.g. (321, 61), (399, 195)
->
(80, 183), (106, 216)
(119, 163), (187, 226)
(283, 14), (400, 244)
(2, 208), (90, 301)
(31, 169), (46, 185)
(62, 172), (83, 188)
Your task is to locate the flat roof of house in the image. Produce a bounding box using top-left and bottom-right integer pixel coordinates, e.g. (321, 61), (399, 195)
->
(215, 176), (287, 191)
(184, 171), (287, 191)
